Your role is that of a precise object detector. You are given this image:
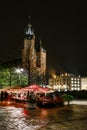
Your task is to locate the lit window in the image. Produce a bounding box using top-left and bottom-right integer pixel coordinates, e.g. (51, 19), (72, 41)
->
(71, 81), (73, 83)
(64, 89), (67, 91)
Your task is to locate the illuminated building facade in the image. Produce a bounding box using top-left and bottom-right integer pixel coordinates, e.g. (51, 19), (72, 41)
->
(69, 74), (81, 91)
(49, 73), (69, 91)
(81, 77), (87, 90)
(22, 21), (46, 85)
(48, 73), (81, 91)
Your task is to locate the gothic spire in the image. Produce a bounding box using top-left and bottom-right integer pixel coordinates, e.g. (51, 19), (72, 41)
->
(25, 16), (34, 39)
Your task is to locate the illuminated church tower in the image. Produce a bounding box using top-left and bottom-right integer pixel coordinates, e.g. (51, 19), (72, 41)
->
(22, 20), (46, 85)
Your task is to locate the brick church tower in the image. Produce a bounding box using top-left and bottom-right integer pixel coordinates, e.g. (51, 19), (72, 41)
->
(22, 20), (46, 85)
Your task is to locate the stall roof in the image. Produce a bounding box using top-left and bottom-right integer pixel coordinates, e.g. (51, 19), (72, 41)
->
(21, 84), (51, 93)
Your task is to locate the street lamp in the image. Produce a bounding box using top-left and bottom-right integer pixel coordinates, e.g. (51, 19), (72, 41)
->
(15, 68), (24, 86)
(15, 68), (24, 73)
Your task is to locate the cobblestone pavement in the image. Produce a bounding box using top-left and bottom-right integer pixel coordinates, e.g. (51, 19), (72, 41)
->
(37, 105), (87, 130)
(0, 101), (87, 130)
(0, 106), (48, 130)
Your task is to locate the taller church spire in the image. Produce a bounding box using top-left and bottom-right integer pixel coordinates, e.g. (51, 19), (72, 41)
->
(22, 17), (46, 85)
(25, 16), (34, 39)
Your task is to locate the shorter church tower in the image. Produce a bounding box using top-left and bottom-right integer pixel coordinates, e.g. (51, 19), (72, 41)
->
(36, 39), (46, 75)
(22, 20), (46, 85)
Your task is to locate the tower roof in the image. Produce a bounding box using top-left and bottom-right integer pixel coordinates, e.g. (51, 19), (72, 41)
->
(25, 23), (34, 35)
(25, 18), (34, 39)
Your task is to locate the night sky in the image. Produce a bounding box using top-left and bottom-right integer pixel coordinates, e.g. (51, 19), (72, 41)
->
(0, 1), (87, 76)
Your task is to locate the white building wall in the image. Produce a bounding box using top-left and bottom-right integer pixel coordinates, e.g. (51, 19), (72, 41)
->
(81, 77), (87, 90)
